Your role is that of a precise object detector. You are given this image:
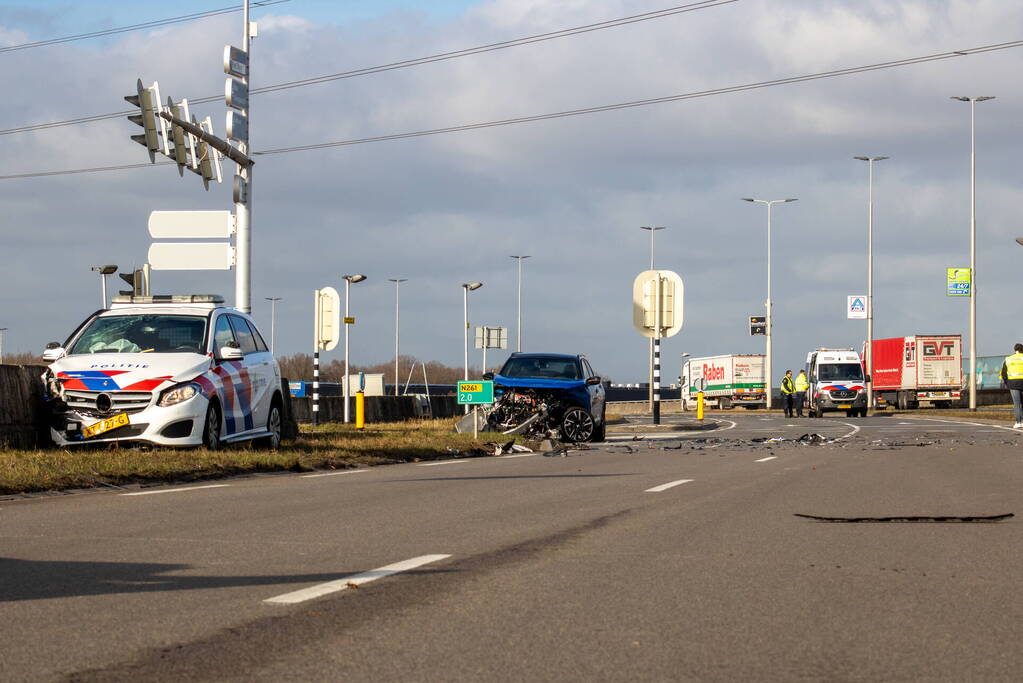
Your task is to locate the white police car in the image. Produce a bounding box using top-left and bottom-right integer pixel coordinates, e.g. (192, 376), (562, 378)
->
(41, 295), (284, 449)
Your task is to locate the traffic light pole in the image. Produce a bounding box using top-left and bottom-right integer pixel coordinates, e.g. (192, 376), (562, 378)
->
(236, 0), (252, 314)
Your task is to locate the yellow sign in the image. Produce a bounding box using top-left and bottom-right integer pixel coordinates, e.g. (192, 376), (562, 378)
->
(460, 383), (482, 393)
(947, 267), (971, 297)
(344, 316), (355, 324)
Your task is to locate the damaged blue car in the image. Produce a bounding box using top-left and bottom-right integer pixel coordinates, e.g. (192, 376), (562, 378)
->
(483, 353), (607, 442)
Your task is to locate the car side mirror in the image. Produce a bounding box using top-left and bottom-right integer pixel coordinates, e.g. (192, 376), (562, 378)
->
(586, 376), (602, 386)
(42, 344), (65, 362)
(482, 372), (494, 380)
(218, 341), (243, 361)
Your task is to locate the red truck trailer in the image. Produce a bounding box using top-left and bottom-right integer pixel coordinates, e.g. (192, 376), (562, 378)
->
(866, 335), (963, 409)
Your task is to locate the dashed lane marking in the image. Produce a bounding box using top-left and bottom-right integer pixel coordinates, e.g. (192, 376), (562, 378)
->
(418, 460), (470, 467)
(120, 484), (230, 497)
(264, 554), (452, 605)
(754, 456), (778, 462)
(301, 470), (369, 479)
(645, 479), (694, 493)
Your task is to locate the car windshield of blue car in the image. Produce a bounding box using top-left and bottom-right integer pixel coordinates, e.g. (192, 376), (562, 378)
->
(817, 363), (863, 382)
(68, 315), (208, 354)
(501, 357), (581, 380)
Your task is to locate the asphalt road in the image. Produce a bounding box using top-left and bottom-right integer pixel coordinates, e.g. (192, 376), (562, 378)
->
(2, 413), (1021, 682)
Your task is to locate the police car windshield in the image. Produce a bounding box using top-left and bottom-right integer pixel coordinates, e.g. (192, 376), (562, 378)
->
(818, 363), (864, 382)
(68, 315), (208, 355)
(500, 357), (581, 380)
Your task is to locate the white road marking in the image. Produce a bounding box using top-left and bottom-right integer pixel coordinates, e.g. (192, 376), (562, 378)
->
(301, 470), (369, 479)
(417, 460), (469, 467)
(494, 453), (536, 459)
(754, 456), (778, 462)
(901, 416), (1020, 433)
(835, 421), (860, 441)
(120, 484), (230, 497)
(645, 479), (694, 493)
(264, 554), (451, 605)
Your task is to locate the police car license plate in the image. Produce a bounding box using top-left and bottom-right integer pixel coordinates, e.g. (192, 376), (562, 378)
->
(82, 413), (129, 439)
(838, 404), (852, 410)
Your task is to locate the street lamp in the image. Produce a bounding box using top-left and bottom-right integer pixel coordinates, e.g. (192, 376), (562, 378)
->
(462, 282), (483, 413)
(951, 95), (995, 411)
(509, 255), (531, 352)
(388, 278), (407, 397)
(639, 226), (665, 410)
(854, 156), (889, 412)
(741, 198), (797, 411)
(91, 265), (118, 308)
(264, 297), (281, 354)
(342, 274), (367, 423)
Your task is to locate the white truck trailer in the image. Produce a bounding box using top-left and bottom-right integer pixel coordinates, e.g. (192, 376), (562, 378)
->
(681, 354), (766, 410)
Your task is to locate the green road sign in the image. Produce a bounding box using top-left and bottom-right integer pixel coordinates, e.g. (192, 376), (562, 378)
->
(457, 381), (494, 405)
(947, 267), (971, 297)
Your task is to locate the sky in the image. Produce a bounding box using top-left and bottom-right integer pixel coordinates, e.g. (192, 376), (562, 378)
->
(1, 0), (1022, 385)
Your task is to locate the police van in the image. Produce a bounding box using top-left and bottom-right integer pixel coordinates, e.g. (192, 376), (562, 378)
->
(41, 294), (284, 448)
(804, 348), (868, 418)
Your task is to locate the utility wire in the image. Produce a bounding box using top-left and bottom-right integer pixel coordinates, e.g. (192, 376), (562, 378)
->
(1, 38), (1020, 180)
(0, 0), (289, 54)
(0, 0), (736, 136)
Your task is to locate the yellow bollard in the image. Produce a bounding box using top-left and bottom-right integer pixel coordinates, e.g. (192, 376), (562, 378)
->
(697, 391), (704, 421)
(355, 391), (365, 429)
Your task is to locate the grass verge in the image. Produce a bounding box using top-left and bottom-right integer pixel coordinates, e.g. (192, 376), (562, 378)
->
(0, 419), (509, 495)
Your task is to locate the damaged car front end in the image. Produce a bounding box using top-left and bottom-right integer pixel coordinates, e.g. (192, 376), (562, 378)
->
(483, 353), (606, 443)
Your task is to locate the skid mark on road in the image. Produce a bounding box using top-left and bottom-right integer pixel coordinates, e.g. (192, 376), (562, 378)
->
(264, 554), (452, 605)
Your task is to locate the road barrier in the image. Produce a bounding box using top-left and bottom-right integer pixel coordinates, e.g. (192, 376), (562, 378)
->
(289, 394), (459, 423)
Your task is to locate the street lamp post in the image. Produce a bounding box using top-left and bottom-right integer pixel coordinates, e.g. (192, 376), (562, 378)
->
(264, 297), (281, 354)
(388, 279), (407, 397)
(0, 327), (7, 364)
(854, 156), (889, 412)
(639, 226), (665, 411)
(741, 198), (797, 411)
(91, 265), (118, 308)
(951, 95), (995, 411)
(462, 282), (483, 413)
(342, 275), (367, 423)
(509, 256), (530, 352)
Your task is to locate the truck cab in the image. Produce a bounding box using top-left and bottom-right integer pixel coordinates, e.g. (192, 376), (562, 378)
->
(805, 348), (867, 417)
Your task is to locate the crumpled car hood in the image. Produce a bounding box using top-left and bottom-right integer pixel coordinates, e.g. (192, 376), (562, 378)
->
(50, 353), (212, 392)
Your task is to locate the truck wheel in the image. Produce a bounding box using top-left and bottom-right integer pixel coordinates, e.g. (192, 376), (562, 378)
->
(897, 391), (908, 410)
(717, 397), (731, 410)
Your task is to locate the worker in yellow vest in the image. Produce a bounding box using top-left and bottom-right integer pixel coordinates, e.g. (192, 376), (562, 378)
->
(780, 370), (795, 418)
(794, 369), (809, 417)
(1000, 343), (1023, 429)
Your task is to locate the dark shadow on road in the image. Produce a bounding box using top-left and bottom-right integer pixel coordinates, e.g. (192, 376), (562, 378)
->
(0, 557), (451, 602)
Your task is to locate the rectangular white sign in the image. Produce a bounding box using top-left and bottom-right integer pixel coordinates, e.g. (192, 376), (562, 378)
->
(847, 295), (867, 319)
(148, 242), (235, 270)
(148, 211), (234, 239)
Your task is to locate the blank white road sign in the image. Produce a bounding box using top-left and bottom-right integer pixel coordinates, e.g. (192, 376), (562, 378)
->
(148, 211), (234, 239)
(148, 242), (235, 270)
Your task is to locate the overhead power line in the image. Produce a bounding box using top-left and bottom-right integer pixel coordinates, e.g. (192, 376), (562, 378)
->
(0, 0), (289, 54)
(1, 38), (1020, 181)
(0, 0), (736, 136)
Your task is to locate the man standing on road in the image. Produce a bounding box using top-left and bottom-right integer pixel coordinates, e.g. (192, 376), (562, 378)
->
(781, 370), (795, 418)
(794, 369), (809, 417)
(1000, 343), (1023, 429)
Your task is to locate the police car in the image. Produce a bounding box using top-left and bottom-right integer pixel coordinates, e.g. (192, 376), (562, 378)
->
(41, 295), (284, 449)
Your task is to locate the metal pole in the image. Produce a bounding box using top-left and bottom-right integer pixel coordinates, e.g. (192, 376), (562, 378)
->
(394, 281), (401, 397)
(510, 255), (530, 352)
(344, 280), (351, 423)
(312, 289), (320, 427)
(0, 328), (6, 364)
(766, 202), (772, 411)
(855, 156), (888, 412)
(640, 226), (664, 411)
(235, 0), (252, 313)
(101, 274), (108, 308)
(264, 297), (280, 354)
(653, 276), (662, 425)
(463, 286), (469, 414)
(969, 99), (977, 411)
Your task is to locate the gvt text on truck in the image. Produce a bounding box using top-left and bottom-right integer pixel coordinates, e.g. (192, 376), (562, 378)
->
(866, 335), (962, 409)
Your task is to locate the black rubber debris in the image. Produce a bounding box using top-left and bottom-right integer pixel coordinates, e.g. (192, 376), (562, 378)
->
(794, 513), (1014, 523)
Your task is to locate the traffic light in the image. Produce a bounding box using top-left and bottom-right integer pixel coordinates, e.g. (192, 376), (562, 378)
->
(165, 97), (196, 176)
(124, 79), (168, 162)
(118, 268), (148, 296)
(187, 115), (223, 191)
